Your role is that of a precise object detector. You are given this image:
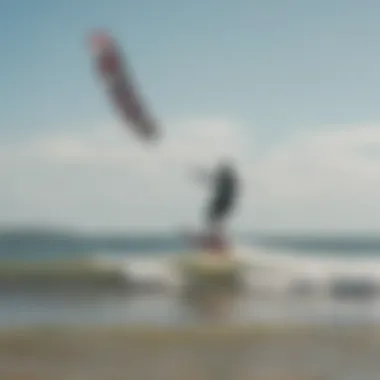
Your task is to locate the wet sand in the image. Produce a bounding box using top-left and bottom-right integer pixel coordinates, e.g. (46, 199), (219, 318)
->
(0, 324), (379, 379)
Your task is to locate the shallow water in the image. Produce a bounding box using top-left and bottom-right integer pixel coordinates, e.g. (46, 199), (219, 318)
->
(1, 232), (380, 330)
(1, 287), (380, 328)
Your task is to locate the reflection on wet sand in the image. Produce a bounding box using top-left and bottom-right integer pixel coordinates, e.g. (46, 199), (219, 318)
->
(180, 287), (239, 324)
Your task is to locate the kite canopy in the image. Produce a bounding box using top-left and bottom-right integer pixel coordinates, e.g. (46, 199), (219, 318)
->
(89, 29), (159, 142)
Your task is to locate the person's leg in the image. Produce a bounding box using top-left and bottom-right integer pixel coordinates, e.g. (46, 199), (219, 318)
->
(205, 202), (229, 256)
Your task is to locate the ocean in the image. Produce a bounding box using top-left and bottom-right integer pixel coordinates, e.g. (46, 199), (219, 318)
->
(1, 230), (380, 328)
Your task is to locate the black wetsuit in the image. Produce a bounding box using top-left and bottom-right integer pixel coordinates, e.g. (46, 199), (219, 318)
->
(207, 163), (238, 224)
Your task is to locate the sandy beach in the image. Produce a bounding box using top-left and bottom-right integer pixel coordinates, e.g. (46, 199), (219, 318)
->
(0, 324), (379, 379)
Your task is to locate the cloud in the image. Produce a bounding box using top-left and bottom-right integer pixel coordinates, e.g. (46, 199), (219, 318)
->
(251, 124), (380, 232)
(0, 119), (379, 232)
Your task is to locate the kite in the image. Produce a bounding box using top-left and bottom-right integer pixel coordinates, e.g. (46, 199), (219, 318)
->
(89, 30), (159, 142)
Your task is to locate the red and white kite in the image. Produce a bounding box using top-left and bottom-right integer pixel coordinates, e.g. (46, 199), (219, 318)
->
(89, 30), (159, 142)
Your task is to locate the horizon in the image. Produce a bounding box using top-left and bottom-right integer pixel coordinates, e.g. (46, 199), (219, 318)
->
(0, 224), (379, 239)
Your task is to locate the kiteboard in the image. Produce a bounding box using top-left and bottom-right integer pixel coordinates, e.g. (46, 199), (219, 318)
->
(176, 251), (246, 293)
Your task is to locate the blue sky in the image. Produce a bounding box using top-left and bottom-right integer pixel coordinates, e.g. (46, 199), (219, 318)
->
(2, 0), (380, 142)
(0, 0), (379, 231)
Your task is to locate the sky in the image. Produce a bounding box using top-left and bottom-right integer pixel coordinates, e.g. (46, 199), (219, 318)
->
(0, 0), (379, 232)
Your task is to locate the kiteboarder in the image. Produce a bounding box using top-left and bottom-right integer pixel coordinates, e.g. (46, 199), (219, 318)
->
(195, 160), (239, 256)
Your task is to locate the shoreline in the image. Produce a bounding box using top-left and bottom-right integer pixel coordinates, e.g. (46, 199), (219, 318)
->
(1, 321), (379, 334)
